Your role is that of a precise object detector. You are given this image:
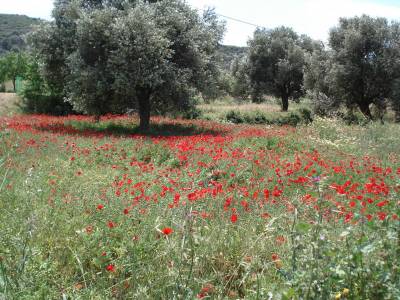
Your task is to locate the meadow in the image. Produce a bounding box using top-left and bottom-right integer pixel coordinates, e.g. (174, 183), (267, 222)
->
(0, 102), (399, 299)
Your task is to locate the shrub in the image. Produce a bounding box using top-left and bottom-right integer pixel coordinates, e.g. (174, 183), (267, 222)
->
(309, 91), (340, 117)
(20, 56), (73, 115)
(299, 108), (313, 124)
(226, 110), (244, 124)
(225, 109), (312, 126)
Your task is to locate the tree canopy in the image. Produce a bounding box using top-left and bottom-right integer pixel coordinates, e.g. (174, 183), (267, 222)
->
(30, 0), (224, 129)
(306, 15), (400, 120)
(247, 26), (307, 110)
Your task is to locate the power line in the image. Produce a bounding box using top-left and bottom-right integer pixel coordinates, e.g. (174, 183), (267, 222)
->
(216, 13), (265, 28)
(199, 8), (267, 29)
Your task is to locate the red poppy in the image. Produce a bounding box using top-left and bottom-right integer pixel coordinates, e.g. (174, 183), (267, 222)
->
(162, 227), (173, 235)
(97, 204), (104, 210)
(271, 253), (279, 261)
(230, 214), (238, 223)
(107, 221), (116, 228)
(106, 264), (115, 272)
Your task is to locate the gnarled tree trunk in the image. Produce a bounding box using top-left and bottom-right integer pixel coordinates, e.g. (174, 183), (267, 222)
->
(138, 88), (152, 132)
(281, 94), (289, 112)
(358, 101), (373, 120)
(12, 77), (16, 93)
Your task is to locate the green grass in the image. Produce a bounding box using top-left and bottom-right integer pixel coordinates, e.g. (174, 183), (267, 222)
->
(0, 114), (399, 299)
(198, 97), (313, 126)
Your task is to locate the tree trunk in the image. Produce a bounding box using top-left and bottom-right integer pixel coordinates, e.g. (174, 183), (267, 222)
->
(138, 88), (151, 132)
(12, 77), (16, 92)
(281, 94), (289, 112)
(358, 101), (373, 120)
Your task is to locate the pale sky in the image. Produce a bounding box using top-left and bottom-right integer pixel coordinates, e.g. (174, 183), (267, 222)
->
(0, 0), (399, 46)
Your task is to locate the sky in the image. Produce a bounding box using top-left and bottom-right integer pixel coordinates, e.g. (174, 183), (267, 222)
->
(0, 0), (400, 46)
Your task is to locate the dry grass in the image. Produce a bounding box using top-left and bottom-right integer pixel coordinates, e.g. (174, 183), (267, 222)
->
(0, 93), (20, 115)
(198, 99), (311, 122)
(198, 103), (282, 114)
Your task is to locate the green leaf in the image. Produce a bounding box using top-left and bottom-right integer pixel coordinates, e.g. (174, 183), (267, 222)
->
(296, 222), (312, 233)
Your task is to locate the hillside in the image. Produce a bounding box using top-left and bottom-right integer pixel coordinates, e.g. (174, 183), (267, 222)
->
(0, 14), (41, 55)
(217, 44), (248, 71)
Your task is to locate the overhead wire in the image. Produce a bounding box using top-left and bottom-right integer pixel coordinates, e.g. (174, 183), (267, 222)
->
(198, 7), (267, 29)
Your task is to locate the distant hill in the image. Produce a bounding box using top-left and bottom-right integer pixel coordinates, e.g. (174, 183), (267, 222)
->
(217, 45), (248, 71)
(0, 14), (42, 55)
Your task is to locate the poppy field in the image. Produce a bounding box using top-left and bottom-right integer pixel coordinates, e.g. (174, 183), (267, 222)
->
(0, 114), (399, 299)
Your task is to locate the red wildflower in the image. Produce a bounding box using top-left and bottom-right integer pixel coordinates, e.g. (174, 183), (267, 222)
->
(106, 264), (115, 272)
(263, 189), (270, 200)
(344, 212), (354, 223)
(230, 214), (238, 223)
(275, 235), (286, 245)
(97, 204), (104, 210)
(377, 212), (387, 221)
(376, 200), (389, 207)
(107, 221), (116, 228)
(161, 227), (173, 235)
(197, 283), (215, 298)
(85, 225), (93, 234)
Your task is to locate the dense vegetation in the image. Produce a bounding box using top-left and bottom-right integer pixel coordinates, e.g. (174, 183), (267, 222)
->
(0, 113), (399, 299)
(1, 1), (400, 299)
(26, 0), (225, 130)
(0, 14), (41, 55)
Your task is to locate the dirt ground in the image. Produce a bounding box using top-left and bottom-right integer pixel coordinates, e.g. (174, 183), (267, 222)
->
(0, 93), (20, 115)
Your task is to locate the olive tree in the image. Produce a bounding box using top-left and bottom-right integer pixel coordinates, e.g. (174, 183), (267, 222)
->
(110, 4), (171, 129)
(29, 0), (224, 129)
(247, 27), (306, 110)
(66, 9), (117, 119)
(327, 15), (399, 119)
(231, 56), (250, 100)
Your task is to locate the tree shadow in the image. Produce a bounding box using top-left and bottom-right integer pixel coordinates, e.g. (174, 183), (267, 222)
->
(34, 120), (225, 138)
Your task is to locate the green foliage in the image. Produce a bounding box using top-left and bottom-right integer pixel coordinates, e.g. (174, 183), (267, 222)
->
(30, 0), (225, 130)
(20, 54), (73, 115)
(306, 15), (400, 121)
(247, 27), (308, 110)
(0, 14), (41, 55)
(0, 51), (28, 92)
(217, 44), (248, 71)
(231, 56), (250, 100)
(225, 108), (312, 126)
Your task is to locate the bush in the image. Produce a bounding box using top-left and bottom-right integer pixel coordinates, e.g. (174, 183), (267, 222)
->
(341, 110), (368, 125)
(20, 56), (73, 115)
(310, 91), (340, 117)
(283, 112), (301, 126)
(181, 105), (202, 120)
(243, 110), (267, 124)
(226, 110), (244, 124)
(299, 108), (313, 124)
(225, 109), (312, 126)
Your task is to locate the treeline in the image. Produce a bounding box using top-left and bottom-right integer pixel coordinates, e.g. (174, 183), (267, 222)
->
(222, 17), (400, 122)
(2, 1), (400, 127)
